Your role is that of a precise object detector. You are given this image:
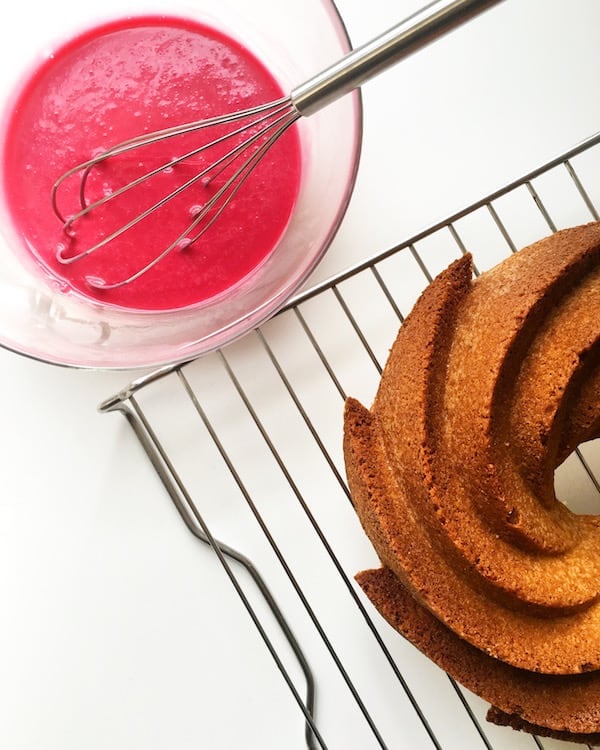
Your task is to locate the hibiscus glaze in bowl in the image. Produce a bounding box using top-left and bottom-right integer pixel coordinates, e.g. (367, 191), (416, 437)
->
(0, 0), (362, 368)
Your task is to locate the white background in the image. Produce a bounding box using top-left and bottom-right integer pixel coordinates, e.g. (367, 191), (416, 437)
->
(1, 1), (600, 748)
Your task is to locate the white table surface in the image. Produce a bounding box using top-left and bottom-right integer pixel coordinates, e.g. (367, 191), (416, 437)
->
(1, 1), (600, 748)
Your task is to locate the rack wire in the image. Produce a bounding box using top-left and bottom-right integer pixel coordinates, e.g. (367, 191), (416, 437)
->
(100, 131), (600, 750)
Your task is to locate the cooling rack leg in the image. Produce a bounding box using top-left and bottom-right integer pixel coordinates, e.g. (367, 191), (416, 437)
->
(100, 395), (322, 750)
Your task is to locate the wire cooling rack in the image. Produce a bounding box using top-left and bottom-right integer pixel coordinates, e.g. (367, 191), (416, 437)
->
(100, 132), (600, 750)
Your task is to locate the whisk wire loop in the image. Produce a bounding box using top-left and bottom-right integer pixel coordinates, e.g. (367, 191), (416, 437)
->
(51, 96), (294, 223)
(50, 0), (503, 289)
(59, 101), (300, 289)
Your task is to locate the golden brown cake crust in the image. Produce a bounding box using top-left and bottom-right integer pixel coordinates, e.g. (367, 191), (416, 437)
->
(356, 566), (600, 740)
(344, 396), (600, 674)
(344, 223), (600, 675)
(485, 706), (600, 745)
(345, 222), (600, 741)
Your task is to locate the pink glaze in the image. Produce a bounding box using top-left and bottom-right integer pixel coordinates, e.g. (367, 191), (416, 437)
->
(2, 16), (301, 311)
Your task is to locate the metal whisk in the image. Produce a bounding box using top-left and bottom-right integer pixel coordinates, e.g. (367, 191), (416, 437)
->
(51, 0), (502, 289)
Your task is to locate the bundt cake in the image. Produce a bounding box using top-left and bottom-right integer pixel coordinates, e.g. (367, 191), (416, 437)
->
(343, 222), (600, 742)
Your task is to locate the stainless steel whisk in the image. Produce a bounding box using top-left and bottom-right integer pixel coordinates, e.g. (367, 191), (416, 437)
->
(51, 0), (503, 289)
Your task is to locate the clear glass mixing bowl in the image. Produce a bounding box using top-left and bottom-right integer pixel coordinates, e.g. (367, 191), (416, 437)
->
(0, 0), (361, 368)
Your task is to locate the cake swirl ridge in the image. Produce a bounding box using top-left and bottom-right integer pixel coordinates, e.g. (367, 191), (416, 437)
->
(345, 222), (600, 676)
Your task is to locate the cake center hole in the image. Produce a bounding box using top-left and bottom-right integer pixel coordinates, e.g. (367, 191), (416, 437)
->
(554, 439), (600, 515)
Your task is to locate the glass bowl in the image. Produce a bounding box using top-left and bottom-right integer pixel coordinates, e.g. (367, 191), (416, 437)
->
(0, 0), (362, 369)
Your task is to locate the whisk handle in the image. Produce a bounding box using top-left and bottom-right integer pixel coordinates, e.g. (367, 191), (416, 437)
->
(291, 0), (503, 117)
